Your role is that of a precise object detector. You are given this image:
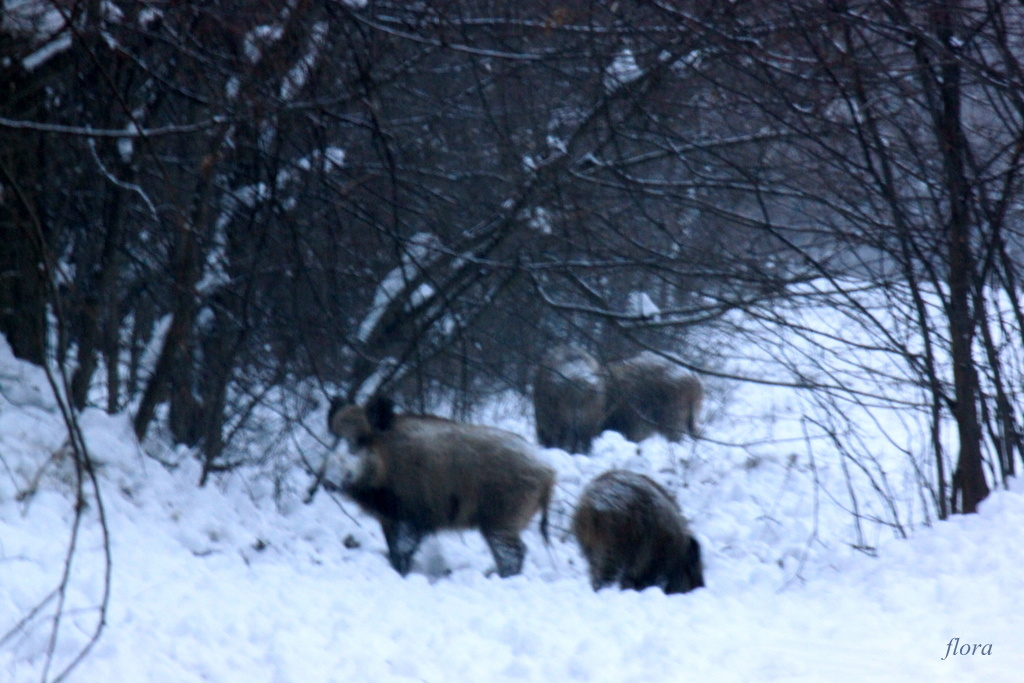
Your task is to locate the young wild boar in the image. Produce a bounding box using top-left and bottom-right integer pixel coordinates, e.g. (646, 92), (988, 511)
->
(603, 351), (704, 443)
(324, 396), (556, 578)
(533, 345), (607, 455)
(572, 469), (704, 595)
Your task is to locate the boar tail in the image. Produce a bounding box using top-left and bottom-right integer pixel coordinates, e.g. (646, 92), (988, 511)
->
(538, 477), (554, 545)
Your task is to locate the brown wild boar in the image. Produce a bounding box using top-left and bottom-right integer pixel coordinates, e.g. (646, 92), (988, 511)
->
(572, 469), (704, 595)
(533, 345), (607, 455)
(324, 396), (556, 578)
(603, 352), (704, 442)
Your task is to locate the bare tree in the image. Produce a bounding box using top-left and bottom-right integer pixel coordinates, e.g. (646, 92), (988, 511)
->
(6, 0), (1022, 524)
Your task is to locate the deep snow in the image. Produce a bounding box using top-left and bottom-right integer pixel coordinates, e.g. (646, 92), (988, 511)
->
(1, 336), (1022, 682)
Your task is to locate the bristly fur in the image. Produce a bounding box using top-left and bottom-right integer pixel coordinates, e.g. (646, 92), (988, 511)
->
(533, 345), (607, 455)
(602, 352), (704, 443)
(572, 469), (704, 595)
(326, 398), (556, 578)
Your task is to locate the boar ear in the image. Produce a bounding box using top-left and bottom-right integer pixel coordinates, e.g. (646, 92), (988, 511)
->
(327, 395), (347, 428)
(365, 395), (397, 432)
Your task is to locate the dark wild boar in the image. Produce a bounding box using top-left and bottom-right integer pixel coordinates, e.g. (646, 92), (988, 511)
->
(572, 469), (704, 595)
(603, 352), (704, 443)
(324, 396), (555, 578)
(533, 345), (607, 455)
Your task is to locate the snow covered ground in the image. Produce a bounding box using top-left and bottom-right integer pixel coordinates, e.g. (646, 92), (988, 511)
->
(1, 335), (1022, 682)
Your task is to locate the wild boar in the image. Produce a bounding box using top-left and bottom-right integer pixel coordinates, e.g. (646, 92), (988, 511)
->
(533, 345), (607, 455)
(572, 469), (704, 595)
(324, 396), (555, 578)
(603, 352), (704, 442)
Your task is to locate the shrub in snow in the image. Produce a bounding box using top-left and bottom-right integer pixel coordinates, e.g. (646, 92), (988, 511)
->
(324, 396), (555, 577)
(533, 345), (607, 455)
(572, 469), (704, 595)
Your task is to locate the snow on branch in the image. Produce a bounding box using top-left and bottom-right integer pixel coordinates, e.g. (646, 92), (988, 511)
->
(2, 0), (65, 42)
(280, 21), (328, 101)
(357, 232), (444, 343)
(603, 48), (643, 93)
(0, 116), (230, 137)
(22, 32), (71, 71)
(628, 291), (662, 321)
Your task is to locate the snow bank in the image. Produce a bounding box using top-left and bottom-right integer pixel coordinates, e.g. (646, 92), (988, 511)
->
(1, 337), (1022, 681)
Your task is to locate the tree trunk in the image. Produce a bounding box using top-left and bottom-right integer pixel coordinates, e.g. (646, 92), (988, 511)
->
(935, 1), (989, 513)
(0, 214), (47, 367)
(0, 67), (48, 367)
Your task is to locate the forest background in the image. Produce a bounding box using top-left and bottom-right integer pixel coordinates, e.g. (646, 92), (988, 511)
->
(3, 0), (1024, 540)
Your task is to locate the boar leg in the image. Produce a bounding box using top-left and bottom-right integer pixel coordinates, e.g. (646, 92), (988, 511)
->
(380, 519), (424, 576)
(482, 530), (526, 578)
